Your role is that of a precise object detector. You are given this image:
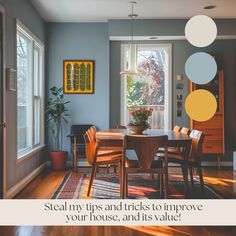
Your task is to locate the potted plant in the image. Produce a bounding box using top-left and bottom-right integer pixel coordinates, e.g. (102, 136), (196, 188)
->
(127, 107), (153, 134)
(46, 86), (70, 170)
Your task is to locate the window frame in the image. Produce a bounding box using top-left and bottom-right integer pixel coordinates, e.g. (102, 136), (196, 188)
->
(120, 43), (172, 130)
(16, 19), (45, 159)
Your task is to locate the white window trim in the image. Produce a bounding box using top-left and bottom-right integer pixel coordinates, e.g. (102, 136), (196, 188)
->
(16, 19), (45, 160)
(120, 43), (172, 130)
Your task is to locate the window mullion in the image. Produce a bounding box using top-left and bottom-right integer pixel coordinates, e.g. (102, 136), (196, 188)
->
(31, 41), (35, 147)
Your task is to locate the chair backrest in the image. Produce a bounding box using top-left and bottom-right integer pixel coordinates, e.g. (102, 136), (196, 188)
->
(123, 135), (168, 169)
(117, 125), (127, 129)
(71, 124), (94, 144)
(189, 130), (205, 162)
(87, 126), (97, 143)
(180, 127), (191, 135)
(83, 132), (96, 165)
(173, 125), (181, 132)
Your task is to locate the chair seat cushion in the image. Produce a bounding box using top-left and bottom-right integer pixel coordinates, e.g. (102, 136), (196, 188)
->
(96, 153), (122, 164)
(158, 147), (181, 154)
(97, 149), (122, 156)
(156, 152), (185, 163)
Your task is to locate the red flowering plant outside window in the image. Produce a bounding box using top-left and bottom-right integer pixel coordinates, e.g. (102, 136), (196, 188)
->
(129, 108), (153, 127)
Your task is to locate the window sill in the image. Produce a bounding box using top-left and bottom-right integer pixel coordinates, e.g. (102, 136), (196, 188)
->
(16, 144), (46, 164)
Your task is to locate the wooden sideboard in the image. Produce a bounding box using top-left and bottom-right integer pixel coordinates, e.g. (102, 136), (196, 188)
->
(189, 70), (225, 169)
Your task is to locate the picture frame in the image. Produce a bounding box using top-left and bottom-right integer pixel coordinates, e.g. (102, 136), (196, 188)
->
(63, 60), (95, 94)
(176, 83), (184, 90)
(177, 94), (182, 100)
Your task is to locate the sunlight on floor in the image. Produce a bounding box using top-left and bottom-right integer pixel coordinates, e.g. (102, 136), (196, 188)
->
(203, 177), (229, 186)
(125, 226), (193, 236)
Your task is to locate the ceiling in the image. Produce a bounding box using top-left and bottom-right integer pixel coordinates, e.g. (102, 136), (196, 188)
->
(31, 0), (236, 22)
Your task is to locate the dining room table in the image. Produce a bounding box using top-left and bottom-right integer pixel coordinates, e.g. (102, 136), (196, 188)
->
(96, 128), (192, 198)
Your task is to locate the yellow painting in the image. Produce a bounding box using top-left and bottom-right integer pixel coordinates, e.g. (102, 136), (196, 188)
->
(63, 60), (95, 94)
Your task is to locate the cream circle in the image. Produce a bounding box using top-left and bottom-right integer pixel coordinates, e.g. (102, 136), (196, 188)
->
(185, 15), (217, 47)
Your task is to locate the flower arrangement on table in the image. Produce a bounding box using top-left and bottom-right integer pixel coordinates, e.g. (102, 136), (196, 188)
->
(128, 108), (153, 134)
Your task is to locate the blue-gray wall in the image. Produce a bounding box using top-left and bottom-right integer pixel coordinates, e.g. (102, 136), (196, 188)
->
(46, 23), (110, 155)
(0, 0), (46, 194)
(46, 19), (236, 162)
(110, 40), (236, 162)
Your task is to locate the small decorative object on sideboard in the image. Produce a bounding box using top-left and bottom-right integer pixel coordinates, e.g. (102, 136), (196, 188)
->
(127, 108), (153, 134)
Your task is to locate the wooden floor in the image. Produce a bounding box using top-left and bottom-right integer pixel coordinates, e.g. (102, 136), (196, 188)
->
(1, 167), (236, 236)
(15, 166), (236, 199)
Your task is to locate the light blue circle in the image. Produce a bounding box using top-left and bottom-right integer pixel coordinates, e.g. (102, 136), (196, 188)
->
(185, 52), (217, 84)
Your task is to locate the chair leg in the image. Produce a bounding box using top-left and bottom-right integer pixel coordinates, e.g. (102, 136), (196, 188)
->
(217, 155), (221, 171)
(125, 172), (128, 198)
(118, 162), (123, 198)
(159, 174), (163, 198)
(189, 165), (194, 187)
(197, 163), (204, 189)
(164, 172), (168, 199)
(87, 164), (97, 196)
(114, 164), (117, 173)
(150, 173), (154, 180)
(181, 164), (188, 196)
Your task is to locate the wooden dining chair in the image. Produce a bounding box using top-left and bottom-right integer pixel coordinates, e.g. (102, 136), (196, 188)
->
(188, 130), (205, 188)
(122, 135), (168, 199)
(157, 129), (204, 190)
(170, 127), (191, 154)
(84, 131), (122, 197)
(180, 127), (191, 135)
(173, 125), (181, 132)
(87, 126), (122, 173)
(158, 125), (183, 154)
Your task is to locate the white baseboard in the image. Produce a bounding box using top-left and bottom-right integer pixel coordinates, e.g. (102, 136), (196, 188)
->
(5, 162), (47, 199)
(46, 160), (89, 167)
(202, 161), (233, 167)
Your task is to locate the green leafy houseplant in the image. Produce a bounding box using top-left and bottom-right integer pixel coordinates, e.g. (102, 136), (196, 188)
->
(45, 86), (70, 170)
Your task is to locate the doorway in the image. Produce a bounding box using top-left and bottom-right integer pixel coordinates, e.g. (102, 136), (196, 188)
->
(121, 44), (172, 129)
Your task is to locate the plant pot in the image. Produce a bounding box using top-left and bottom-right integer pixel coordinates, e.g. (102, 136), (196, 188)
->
(50, 151), (68, 170)
(127, 124), (149, 134)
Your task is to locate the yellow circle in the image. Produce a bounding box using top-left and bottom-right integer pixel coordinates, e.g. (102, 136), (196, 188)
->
(185, 89), (217, 122)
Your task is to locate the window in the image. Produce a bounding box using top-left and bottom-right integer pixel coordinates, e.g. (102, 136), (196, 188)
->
(17, 21), (44, 158)
(121, 44), (172, 130)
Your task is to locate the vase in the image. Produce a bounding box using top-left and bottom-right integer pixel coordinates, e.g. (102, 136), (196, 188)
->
(50, 151), (68, 170)
(127, 124), (149, 134)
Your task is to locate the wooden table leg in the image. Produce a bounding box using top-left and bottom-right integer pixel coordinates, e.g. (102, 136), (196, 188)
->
(183, 145), (190, 196)
(121, 154), (125, 199)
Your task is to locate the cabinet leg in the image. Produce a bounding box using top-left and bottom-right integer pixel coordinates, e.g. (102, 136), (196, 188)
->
(217, 155), (221, 171)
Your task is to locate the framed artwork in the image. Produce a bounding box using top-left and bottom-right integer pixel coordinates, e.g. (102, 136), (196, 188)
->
(63, 60), (95, 94)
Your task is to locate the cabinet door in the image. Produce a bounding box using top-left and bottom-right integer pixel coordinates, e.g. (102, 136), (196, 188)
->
(189, 70), (225, 155)
(193, 70), (223, 114)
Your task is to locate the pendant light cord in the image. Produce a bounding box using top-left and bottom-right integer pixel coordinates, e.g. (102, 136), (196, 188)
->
(131, 3), (134, 44)
(129, 1), (137, 45)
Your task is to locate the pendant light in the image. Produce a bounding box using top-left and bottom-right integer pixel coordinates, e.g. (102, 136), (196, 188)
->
(120, 1), (144, 76)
